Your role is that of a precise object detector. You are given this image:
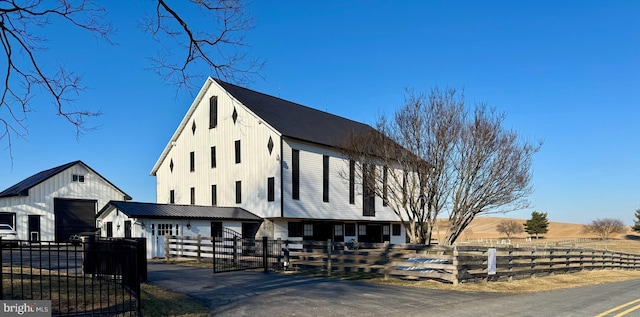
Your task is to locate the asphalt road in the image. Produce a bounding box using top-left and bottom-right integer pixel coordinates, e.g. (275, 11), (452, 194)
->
(146, 262), (640, 317)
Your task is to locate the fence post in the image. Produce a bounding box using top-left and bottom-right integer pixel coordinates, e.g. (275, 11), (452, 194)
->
(197, 235), (202, 263)
(530, 249), (535, 278)
(164, 235), (170, 262)
(234, 236), (239, 265)
(508, 246), (513, 281)
(452, 246), (459, 285)
(263, 237), (269, 273)
(327, 239), (332, 277)
(276, 238), (282, 269)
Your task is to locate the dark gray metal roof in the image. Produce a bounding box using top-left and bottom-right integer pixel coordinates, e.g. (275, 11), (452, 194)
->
(216, 79), (376, 148)
(98, 201), (263, 221)
(0, 160), (132, 199)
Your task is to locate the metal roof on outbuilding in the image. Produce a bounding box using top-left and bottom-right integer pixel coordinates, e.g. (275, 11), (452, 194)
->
(97, 201), (263, 221)
(0, 160), (132, 199)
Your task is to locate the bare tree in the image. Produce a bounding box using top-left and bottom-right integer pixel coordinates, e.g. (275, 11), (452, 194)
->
(583, 218), (627, 240)
(0, 0), (261, 156)
(341, 88), (540, 245)
(496, 219), (524, 239)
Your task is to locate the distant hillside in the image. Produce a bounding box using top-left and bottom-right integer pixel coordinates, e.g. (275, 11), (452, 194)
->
(435, 216), (631, 241)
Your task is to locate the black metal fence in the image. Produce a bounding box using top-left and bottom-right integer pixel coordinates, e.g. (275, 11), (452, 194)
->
(1, 238), (145, 316)
(212, 229), (283, 273)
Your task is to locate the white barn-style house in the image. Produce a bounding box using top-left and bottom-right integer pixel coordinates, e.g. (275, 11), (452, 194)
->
(148, 78), (408, 244)
(0, 160), (131, 242)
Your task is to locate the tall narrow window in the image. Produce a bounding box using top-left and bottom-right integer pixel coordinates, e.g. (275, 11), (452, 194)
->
(235, 140), (241, 164)
(323, 155), (329, 202)
(190, 151), (195, 172)
(349, 160), (355, 204)
(363, 164), (376, 217)
(402, 170), (407, 205)
(235, 181), (242, 204)
(169, 190), (175, 204)
(210, 146), (216, 168)
(267, 177), (275, 202)
(209, 96), (218, 129)
(383, 166), (388, 207)
(190, 187), (195, 205)
(292, 149), (300, 200)
(211, 185), (217, 206)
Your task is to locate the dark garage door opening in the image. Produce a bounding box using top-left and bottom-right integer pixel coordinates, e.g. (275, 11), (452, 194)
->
(54, 198), (97, 242)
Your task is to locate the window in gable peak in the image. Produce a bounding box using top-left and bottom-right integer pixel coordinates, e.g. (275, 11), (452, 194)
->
(169, 159), (174, 173)
(232, 108), (238, 124)
(191, 121), (196, 134)
(267, 136), (274, 154)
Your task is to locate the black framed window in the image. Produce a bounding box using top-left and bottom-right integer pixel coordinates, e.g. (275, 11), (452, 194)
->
(169, 190), (175, 204)
(235, 181), (242, 204)
(211, 185), (217, 206)
(211, 146), (216, 168)
(209, 96), (218, 128)
(267, 177), (275, 202)
(345, 223), (356, 236)
(323, 155), (329, 202)
(363, 164), (375, 217)
(211, 221), (222, 239)
(383, 166), (388, 206)
(235, 140), (241, 164)
(349, 160), (355, 204)
(392, 224), (401, 236)
(190, 187), (195, 205)
(190, 151), (195, 172)
(288, 222), (303, 237)
(292, 149), (300, 200)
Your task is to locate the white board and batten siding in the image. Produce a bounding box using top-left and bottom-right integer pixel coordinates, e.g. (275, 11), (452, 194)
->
(281, 139), (400, 222)
(154, 79), (282, 219)
(0, 163), (128, 241)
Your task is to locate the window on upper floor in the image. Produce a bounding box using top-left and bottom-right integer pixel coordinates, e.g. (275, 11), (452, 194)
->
(383, 166), (388, 207)
(267, 177), (275, 202)
(235, 140), (241, 164)
(349, 160), (355, 205)
(209, 96), (218, 129)
(363, 164), (375, 217)
(72, 174), (85, 183)
(235, 181), (242, 204)
(292, 149), (300, 200)
(190, 187), (195, 205)
(323, 155), (329, 203)
(169, 190), (175, 204)
(190, 151), (195, 172)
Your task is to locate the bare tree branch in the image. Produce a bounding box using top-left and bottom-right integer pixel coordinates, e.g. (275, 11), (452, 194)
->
(144, 0), (264, 92)
(0, 0), (261, 157)
(341, 88), (541, 245)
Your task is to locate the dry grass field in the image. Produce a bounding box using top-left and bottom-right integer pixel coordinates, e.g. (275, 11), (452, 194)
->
(436, 216), (640, 254)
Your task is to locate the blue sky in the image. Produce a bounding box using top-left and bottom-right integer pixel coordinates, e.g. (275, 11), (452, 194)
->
(0, 1), (638, 225)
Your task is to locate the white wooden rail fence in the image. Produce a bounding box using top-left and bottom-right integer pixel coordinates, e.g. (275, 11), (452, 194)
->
(164, 236), (640, 284)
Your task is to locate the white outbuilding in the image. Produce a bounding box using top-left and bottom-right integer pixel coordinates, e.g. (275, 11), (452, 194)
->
(96, 201), (263, 258)
(0, 160), (131, 242)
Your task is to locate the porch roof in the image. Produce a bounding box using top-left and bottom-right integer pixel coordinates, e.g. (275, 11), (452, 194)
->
(97, 201), (263, 221)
